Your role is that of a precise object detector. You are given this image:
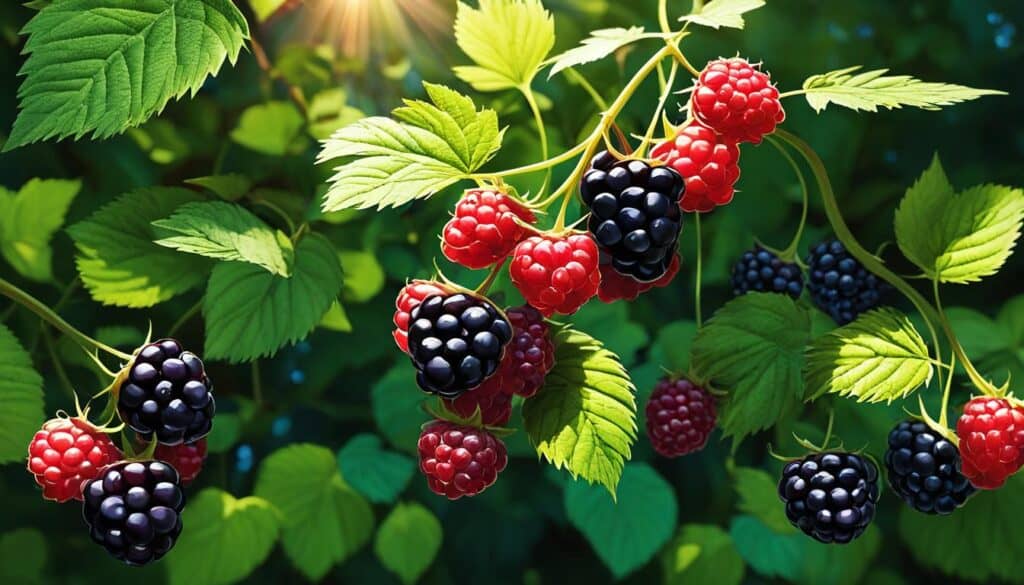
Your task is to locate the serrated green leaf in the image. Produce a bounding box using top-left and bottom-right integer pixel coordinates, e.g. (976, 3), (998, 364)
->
(733, 467), (797, 534)
(0, 528), (47, 584)
(318, 83), (503, 211)
(254, 444), (374, 581)
(153, 201), (294, 277)
(679, 0), (766, 30)
(565, 463), (676, 579)
(319, 300), (353, 332)
(67, 187), (211, 308)
(203, 233), (343, 363)
(374, 502), (442, 585)
(185, 174), (252, 201)
(453, 0), (554, 91)
(338, 434), (415, 504)
(167, 489), (279, 585)
(801, 66), (1005, 114)
(522, 326), (637, 496)
(372, 364), (429, 455)
(691, 294), (812, 441)
(307, 88), (366, 140)
(661, 524), (745, 585)
(0, 178), (80, 282)
(0, 325), (44, 465)
(231, 101), (309, 156)
(548, 27), (657, 78)
(5, 0), (249, 150)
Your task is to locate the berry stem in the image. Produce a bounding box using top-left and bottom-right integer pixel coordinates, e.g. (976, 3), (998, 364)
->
(765, 135), (808, 262)
(636, 60), (680, 159)
(168, 299), (202, 337)
(658, 0), (672, 34)
(932, 277), (997, 395)
(666, 43), (701, 78)
(474, 260), (506, 296)
(477, 141), (588, 181)
(694, 211), (704, 328)
(0, 277), (132, 361)
(520, 84), (552, 197)
(564, 67), (610, 111)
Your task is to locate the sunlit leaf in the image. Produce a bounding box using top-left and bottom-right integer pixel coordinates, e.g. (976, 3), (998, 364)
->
(454, 0), (554, 91)
(0, 179), (80, 282)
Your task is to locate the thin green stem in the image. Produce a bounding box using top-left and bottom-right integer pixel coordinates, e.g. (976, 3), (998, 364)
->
(692, 0), (705, 11)
(765, 136), (808, 261)
(821, 408), (836, 451)
(520, 85), (551, 196)
(667, 43), (701, 77)
(939, 351), (956, 429)
(658, 0), (672, 34)
(778, 89), (805, 99)
(42, 326), (76, 401)
(168, 299), (203, 337)
(475, 142), (589, 181)
(694, 212), (703, 328)
(636, 60), (679, 159)
(932, 277), (994, 394)
(474, 260), (506, 295)
(564, 67), (609, 112)
(251, 198), (297, 235)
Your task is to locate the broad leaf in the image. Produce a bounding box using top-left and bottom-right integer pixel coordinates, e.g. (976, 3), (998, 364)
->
(661, 524), (745, 585)
(691, 294), (811, 441)
(374, 502), (443, 585)
(6, 0), (248, 150)
(203, 233), (343, 362)
(894, 154), (954, 275)
(185, 174), (252, 201)
(733, 467), (796, 534)
(318, 83), (503, 211)
(371, 364), (430, 455)
(802, 66), (1005, 114)
(549, 27), (657, 78)
(0, 528), (47, 584)
(454, 0), (554, 91)
(0, 179), (80, 282)
(0, 325), (44, 464)
(337, 434), (415, 504)
(251, 0), (289, 21)
(679, 0), (766, 30)
(569, 301), (648, 367)
(167, 489), (279, 585)
(231, 101), (309, 156)
(339, 249), (385, 303)
(254, 444), (374, 581)
(522, 326), (637, 496)
(319, 300), (353, 333)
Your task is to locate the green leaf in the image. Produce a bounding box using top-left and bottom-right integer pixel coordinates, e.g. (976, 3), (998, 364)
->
(339, 249), (385, 303)
(185, 174), (252, 201)
(167, 489), (279, 585)
(337, 434), (415, 504)
(0, 528), (47, 584)
(319, 300), (353, 333)
(691, 294), (812, 441)
(250, 0), (288, 21)
(733, 467), (797, 534)
(651, 320), (699, 374)
(205, 412), (241, 454)
(569, 302), (648, 367)
(231, 101), (309, 156)
(153, 201), (294, 277)
(522, 326), (637, 496)
(203, 233), (343, 363)
(5, 0), (249, 150)
(0, 179), (81, 282)
(0, 325), (44, 464)
(453, 0), (554, 91)
(67, 187), (211, 308)
(549, 27), (658, 78)
(374, 502), (443, 585)
(679, 0), (766, 30)
(254, 444), (374, 581)
(804, 308), (933, 404)
(318, 83), (503, 211)
(564, 463), (676, 579)
(894, 155), (1024, 283)
(372, 364), (429, 455)
(801, 66), (1006, 114)
(307, 88), (366, 140)
(661, 524), (745, 585)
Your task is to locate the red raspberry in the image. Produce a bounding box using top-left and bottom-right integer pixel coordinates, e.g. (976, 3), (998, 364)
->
(509, 233), (601, 316)
(956, 397), (1024, 489)
(690, 57), (784, 144)
(499, 305), (555, 398)
(598, 254), (680, 303)
(443, 376), (513, 426)
(393, 280), (450, 353)
(27, 417), (122, 502)
(154, 439), (207, 486)
(652, 122), (741, 212)
(442, 189), (536, 269)
(645, 378), (716, 458)
(417, 420), (508, 499)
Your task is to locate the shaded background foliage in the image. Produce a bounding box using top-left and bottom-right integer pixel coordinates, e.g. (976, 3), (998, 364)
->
(0, 0), (1022, 583)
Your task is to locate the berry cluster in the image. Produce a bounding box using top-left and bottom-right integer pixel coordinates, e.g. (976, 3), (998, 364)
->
(27, 417), (123, 503)
(885, 421), (975, 514)
(418, 421), (508, 500)
(806, 239), (890, 325)
(510, 233), (601, 316)
(442, 188), (536, 269)
(731, 246), (803, 299)
(778, 452), (879, 544)
(645, 378), (717, 458)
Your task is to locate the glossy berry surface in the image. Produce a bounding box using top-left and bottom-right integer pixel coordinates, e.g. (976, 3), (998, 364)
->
(645, 378), (716, 458)
(118, 338), (215, 445)
(957, 397), (1024, 489)
(417, 420), (508, 500)
(27, 417), (122, 502)
(443, 376), (512, 426)
(82, 460), (185, 566)
(731, 246), (803, 299)
(510, 233), (601, 316)
(407, 293), (513, 398)
(778, 452), (879, 544)
(499, 305), (555, 398)
(597, 254), (680, 303)
(580, 151), (685, 282)
(806, 239), (889, 325)
(885, 420), (974, 514)
(154, 439), (207, 486)
(393, 280), (450, 353)
(690, 57), (785, 144)
(652, 121), (741, 212)
(442, 188), (536, 269)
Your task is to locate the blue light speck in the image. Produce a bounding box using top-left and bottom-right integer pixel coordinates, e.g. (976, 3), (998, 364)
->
(987, 12), (1004, 26)
(272, 416), (292, 437)
(883, 150), (898, 164)
(290, 369), (306, 384)
(236, 444), (253, 473)
(856, 23), (874, 39)
(995, 23), (1016, 50)
(296, 341), (312, 355)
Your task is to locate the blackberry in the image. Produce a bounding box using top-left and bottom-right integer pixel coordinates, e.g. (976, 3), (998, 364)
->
(407, 293), (513, 398)
(885, 420), (975, 514)
(778, 452), (879, 544)
(645, 378), (716, 458)
(731, 246), (803, 299)
(118, 339), (215, 446)
(580, 151), (685, 282)
(82, 460), (185, 566)
(806, 239), (890, 325)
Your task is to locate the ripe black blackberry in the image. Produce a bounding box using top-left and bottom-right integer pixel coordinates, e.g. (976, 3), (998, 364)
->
(118, 338), (215, 445)
(407, 293), (513, 398)
(806, 239), (889, 325)
(580, 151), (685, 282)
(885, 420), (975, 515)
(778, 452), (879, 544)
(731, 246), (803, 298)
(82, 460), (185, 566)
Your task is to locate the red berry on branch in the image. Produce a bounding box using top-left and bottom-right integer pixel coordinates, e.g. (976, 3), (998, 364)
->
(417, 420), (508, 500)
(509, 233), (601, 317)
(598, 254), (680, 303)
(27, 417), (122, 502)
(957, 397), (1024, 489)
(442, 188), (536, 269)
(500, 305), (555, 398)
(645, 378), (716, 458)
(154, 439), (208, 486)
(443, 376), (513, 426)
(690, 57), (785, 144)
(392, 280), (450, 353)
(652, 122), (741, 212)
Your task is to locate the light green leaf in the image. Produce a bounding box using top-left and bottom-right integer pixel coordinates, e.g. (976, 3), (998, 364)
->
(0, 325), (44, 464)
(0, 528), (47, 584)
(0, 179), (80, 282)
(185, 174), (252, 201)
(522, 326), (637, 496)
(805, 308), (933, 404)
(167, 489), (279, 585)
(307, 88), (366, 140)
(679, 0), (766, 30)
(153, 201), (294, 277)
(231, 101), (309, 156)
(337, 434), (415, 504)
(801, 66), (1006, 114)
(5, 0), (249, 150)
(661, 524), (745, 585)
(565, 463), (676, 578)
(254, 444), (374, 581)
(372, 364), (429, 455)
(374, 502), (442, 585)
(250, 0), (288, 21)
(318, 83), (503, 211)
(691, 294), (812, 441)
(454, 0), (554, 91)
(339, 249), (385, 303)
(319, 300), (353, 332)
(733, 467), (797, 534)
(549, 27), (658, 78)
(67, 187), (211, 308)
(203, 233), (343, 363)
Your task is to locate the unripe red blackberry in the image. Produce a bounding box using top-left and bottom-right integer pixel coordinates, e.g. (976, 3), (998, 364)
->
(417, 420), (508, 499)
(645, 378), (716, 457)
(27, 416), (122, 502)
